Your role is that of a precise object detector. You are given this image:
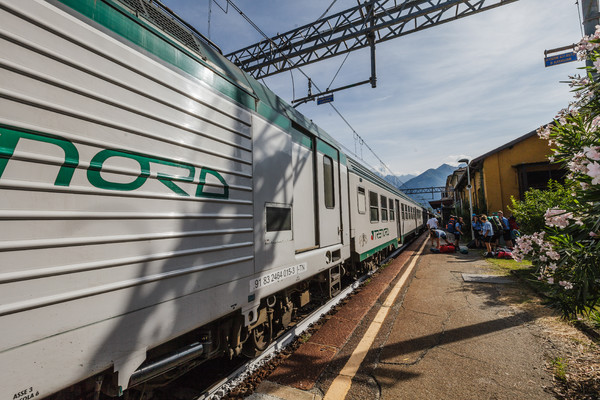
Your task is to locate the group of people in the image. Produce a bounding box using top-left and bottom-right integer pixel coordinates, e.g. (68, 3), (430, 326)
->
(472, 211), (518, 253)
(426, 211), (519, 255)
(426, 215), (465, 250)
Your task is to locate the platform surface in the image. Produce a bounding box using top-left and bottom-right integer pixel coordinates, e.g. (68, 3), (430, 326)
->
(249, 234), (556, 399)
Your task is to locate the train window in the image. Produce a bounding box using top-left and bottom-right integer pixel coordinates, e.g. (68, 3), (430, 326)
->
(323, 156), (335, 209)
(357, 186), (366, 214)
(389, 199), (395, 221)
(369, 191), (379, 222)
(402, 204), (405, 219)
(381, 195), (388, 221)
(266, 205), (292, 232)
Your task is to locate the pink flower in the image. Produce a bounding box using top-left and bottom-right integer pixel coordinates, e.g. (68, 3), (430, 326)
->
(587, 161), (600, 185)
(547, 277), (554, 284)
(559, 281), (574, 290)
(590, 231), (598, 237)
(544, 208), (572, 229)
(537, 125), (552, 139)
(584, 146), (600, 160)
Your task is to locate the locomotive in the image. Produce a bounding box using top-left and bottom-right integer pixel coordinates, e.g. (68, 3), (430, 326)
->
(0, 0), (427, 398)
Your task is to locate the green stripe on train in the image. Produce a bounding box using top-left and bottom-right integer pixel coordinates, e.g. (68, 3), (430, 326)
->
(359, 239), (398, 262)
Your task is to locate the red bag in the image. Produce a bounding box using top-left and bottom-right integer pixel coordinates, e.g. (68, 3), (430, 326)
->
(439, 245), (456, 253)
(497, 251), (512, 259)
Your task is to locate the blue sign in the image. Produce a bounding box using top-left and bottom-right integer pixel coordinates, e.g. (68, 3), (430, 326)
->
(317, 94), (334, 105)
(544, 52), (577, 67)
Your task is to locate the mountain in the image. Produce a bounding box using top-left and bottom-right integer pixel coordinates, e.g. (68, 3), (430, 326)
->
(398, 164), (457, 208)
(400, 164), (456, 190)
(383, 173), (416, 187)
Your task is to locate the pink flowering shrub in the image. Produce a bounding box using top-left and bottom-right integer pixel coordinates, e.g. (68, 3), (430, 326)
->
(514, 26), (600, 317)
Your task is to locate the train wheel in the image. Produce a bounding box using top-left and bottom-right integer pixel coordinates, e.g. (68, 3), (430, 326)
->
(241, 322), (271, 358)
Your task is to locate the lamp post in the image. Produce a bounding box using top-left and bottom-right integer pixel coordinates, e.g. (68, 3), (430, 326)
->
(458, 158), (474, 240)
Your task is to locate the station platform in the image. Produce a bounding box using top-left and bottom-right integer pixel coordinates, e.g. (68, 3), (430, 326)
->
(247, 233), (557, 400)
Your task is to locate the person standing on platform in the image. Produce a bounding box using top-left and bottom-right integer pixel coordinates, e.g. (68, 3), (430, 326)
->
(454, 217), (464, 248)
(498, 211), (513, 249)
(472, 214), (483, 248)
(480, 214), (494, 254)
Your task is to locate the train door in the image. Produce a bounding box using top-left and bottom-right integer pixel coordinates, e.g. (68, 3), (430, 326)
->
(395, 199), (402, 241)
(291, 125), (317, 252)
(317, 139), (342, 247)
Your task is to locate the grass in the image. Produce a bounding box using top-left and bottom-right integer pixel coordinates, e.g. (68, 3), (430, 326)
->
(551, 356), (568, 382)
(299, 333), (311, 343)
(484, 256), (532, 274)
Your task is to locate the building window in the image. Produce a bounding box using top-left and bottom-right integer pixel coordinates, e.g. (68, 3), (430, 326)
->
(389, 198), (395, 221)
(369, 191), (379, 222)
(381, 195), (388, 221)
(323, 156), (335, 208)
(516, 162), (567, 199)
(357, 186), (366, 214)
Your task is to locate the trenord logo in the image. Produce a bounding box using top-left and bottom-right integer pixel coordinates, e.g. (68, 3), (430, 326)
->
(0, 125), (229, 199)
(371, 228), (389, 240)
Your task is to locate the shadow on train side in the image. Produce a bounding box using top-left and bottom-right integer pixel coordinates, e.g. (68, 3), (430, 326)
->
(83, 112), (320, 398)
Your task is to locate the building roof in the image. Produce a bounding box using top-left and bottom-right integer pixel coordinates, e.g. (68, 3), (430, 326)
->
(470, 129), (538, 167)
(455, 128), (540, 189)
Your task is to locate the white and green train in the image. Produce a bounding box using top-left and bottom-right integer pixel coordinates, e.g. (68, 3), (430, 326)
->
(0, 1), (427, 398)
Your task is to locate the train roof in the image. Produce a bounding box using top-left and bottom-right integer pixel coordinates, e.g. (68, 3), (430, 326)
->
(66, 0), (344, 154)
(346, 158), (421, 206)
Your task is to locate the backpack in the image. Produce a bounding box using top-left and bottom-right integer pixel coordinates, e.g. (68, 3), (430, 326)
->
(439, 244), (456, 253)
(497, 250), (513, 259)
(491, 217), (503, 233)
(446, 218), (456, 233)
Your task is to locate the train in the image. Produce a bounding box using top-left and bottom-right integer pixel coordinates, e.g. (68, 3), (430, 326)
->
(0, 0), (428, 398)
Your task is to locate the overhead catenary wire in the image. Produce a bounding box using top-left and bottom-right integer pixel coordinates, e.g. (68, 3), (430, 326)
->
(214, 0), (405, 187)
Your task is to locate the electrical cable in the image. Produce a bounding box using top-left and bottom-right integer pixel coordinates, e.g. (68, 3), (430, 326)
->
(218, 0), (405, 186)
(316, 0), (339, 21)
(212, 0), (229, 14)
(208, 0), (212, 39)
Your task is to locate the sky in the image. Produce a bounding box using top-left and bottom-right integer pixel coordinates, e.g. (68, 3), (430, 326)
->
(161, 0), (585, 180)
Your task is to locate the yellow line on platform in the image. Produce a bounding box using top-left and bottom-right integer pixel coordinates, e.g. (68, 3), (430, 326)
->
(323, 237), (427, 400)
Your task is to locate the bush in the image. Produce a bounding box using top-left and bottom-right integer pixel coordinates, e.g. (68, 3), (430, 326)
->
(509, 181), (579, 235)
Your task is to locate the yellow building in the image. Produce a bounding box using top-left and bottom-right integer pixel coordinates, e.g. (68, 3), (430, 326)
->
(454, 129), (565, 216)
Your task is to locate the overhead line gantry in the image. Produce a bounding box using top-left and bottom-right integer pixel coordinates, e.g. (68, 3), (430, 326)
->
(226, 0), (519, 84)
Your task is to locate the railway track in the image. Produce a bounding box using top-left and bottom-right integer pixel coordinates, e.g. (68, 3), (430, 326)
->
(159, 242), (413, 400)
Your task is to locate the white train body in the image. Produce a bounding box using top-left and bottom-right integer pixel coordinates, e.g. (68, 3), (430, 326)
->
(347, 159), (424, 264)
(0, 1), (425, 398)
